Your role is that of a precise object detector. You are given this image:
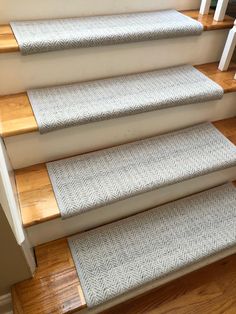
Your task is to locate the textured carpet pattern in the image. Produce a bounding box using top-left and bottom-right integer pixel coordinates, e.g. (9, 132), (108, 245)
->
(47, 123), (236, 218)
(68, 183), (236, 307)
(10, 10), (203, 55)
(27, 65), (223, 134)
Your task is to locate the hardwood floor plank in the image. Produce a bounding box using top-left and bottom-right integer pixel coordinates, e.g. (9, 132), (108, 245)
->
(0, 24), (19, 53)
(196, 63), (236, 93)
(0, 93), (37, 137)
(15, 117), (236, 227)
(15, 164), (60, 227)
(12, 238), (86, 314)
(213, 118), (236, 141)
(13, 269), (84, 314)
(1, 63), (236, 138)
(184, 9), (234, 30)
(34, 238), (75, 279)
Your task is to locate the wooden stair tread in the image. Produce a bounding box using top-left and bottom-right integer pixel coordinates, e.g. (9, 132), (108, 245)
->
(12, 238), (86, 314)
(0, 25), (19, 53)
(1, 62), (236, 138)
(0, 11), (234, 54)
(15, 117), (236, 228)
(0, 93), (37, 137)
(195, 62), (236, 93)
(185, 9), (234, 30)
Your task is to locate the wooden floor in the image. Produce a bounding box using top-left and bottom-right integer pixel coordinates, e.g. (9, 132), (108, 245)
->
(14, 117), (236, 228)
(0, 62), (236, 138)
(12, 238), (86, 314)
(0, 10), (234, 54)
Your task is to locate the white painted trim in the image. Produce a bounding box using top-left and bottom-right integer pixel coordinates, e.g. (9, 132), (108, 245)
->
(0, 0), (201, 24)
(0, 139), (24, 244)
(218, 21), (236, 71)
(0, 29), (229, 95)
(0, 140), (36, 273)
(200, 0), (211, 15)
(214, 0), (229, 21)
(21, 236), (36, 274)
(77, 244), (236, 314)
(0, 293), (12, 314)
(5, 92), (236, 169)
(27, 166), (236, 246)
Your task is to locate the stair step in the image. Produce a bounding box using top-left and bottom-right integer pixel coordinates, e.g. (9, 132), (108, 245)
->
(0, 11), (234, 54)
(8, 65), (226, 134)
(15, 118), (236, 228)
(12, 182), (236, 313)
(1, 62), (236, 138)
(69, 183), (236, 307)
(46, 123), (236, 218)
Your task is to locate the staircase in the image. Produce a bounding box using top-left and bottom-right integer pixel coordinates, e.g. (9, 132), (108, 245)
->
(0, 1), (236, 313)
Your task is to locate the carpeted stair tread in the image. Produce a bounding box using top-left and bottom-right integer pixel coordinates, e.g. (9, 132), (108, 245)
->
(27, 65), (223, 134)
(46, 123), (236, 219)
(10, 10), (203, 55)
(68, 183), (236, 307)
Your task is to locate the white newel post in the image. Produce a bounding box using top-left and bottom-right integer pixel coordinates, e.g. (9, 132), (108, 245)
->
(214, 0), (230, 21)
(200, 0), (211, 15)
(218, 20), (236, 71)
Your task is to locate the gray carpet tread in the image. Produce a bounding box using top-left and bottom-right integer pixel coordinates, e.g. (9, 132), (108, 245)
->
(27, 65), (223, 134)
(10, 10), (203, 55)
(68, 183), (236, 307)
(46, 123), (236, 219)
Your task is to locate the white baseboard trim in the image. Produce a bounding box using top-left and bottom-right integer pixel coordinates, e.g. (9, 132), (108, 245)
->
(0, 293), (13, 314)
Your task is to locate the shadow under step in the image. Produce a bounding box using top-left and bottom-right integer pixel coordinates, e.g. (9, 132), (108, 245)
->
(15, 118), (236, 246)
(12, 182), (236, 313)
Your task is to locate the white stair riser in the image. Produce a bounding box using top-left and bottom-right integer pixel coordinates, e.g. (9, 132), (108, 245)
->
(0, 0), (201, 24)
(0, 29), (229, 95)
(75, 245), (236, 314)
(26, 167), (236, 246)
(5, 92), (236, 169)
